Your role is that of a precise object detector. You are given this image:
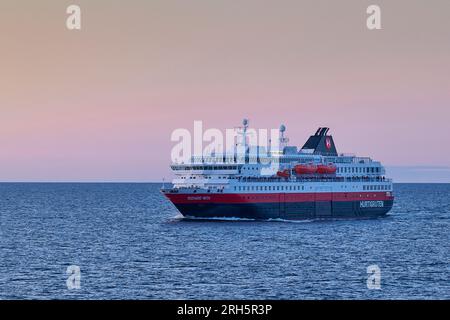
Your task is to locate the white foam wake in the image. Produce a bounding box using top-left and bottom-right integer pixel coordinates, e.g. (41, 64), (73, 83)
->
(173, 215), (315, 223)
(182, 215), (257, 221)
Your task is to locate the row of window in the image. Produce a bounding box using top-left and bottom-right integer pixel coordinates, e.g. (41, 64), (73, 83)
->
(180, 176), (235, 180)
(363, 185), (390, 191)
(172, 165), (238, 171)
(233, 184), (391, 192)
(337, 167), (380, 174)
(239, 194), (379, 200)
(235, 185), (306, 191)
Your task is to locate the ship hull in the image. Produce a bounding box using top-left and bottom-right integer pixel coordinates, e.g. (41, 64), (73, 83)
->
(164, 192), (394, 220)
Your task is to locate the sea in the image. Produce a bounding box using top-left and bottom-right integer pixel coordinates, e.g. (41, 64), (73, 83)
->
(0, 183), (449, 299)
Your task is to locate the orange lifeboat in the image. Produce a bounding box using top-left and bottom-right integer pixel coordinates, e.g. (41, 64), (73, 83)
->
(294, 163), (318, 175)
(317, 163), (337, 174)
(276, 169), (290, 178)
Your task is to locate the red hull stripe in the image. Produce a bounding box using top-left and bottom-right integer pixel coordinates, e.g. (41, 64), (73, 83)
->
(165, 192), (394, 204)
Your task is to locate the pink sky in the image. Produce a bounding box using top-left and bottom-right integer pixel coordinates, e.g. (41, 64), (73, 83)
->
(1, 0), (449, 182)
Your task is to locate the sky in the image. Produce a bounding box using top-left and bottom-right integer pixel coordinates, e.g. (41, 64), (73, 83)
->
(1, 0), (449, 182)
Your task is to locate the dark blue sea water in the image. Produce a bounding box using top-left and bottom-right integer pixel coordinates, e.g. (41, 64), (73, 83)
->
(0, 183), (449, 299)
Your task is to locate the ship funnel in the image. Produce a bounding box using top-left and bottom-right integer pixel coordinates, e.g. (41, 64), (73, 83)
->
(301, 127), (337, 156)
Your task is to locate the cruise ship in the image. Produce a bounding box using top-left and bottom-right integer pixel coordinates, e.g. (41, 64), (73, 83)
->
(162, 120), (394, 220)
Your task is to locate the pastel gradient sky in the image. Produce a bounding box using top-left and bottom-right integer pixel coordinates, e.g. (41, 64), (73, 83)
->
(1, 0), (449, 182)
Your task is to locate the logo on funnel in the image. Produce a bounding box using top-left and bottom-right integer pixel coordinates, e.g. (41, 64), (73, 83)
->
(325, 137), (332, 149)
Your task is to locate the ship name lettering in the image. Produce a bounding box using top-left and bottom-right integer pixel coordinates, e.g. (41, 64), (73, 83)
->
(360, 201), (384, 208)
(187, 196), (211, 201)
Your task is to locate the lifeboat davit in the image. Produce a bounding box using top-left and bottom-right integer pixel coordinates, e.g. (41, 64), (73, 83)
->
(317, 163), (337, 174)
(294, 163), (318, 175)
(276, 169), (290, 178)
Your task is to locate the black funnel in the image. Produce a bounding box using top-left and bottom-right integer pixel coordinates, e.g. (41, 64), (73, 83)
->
(301, 127), (338, 156)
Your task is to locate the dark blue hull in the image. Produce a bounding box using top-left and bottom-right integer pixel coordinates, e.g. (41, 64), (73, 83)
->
(173, 200), (394, 220)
